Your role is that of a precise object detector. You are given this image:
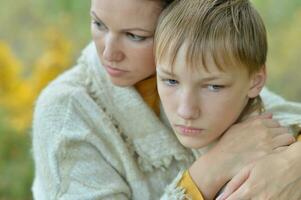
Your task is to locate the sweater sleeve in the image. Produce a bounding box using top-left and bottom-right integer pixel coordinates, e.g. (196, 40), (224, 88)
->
(261, 87), (301, 136)
(160, 171), (188, 200)
(160, 170), (206, 200)
(32, 86), (130, 200)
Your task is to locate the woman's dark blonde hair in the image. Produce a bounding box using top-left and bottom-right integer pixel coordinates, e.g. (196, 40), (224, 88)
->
(155, 0), (267, 116)
(149, 0), (175, 8)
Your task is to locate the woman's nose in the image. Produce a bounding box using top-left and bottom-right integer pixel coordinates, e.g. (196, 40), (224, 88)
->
(103, 34), (124, 62)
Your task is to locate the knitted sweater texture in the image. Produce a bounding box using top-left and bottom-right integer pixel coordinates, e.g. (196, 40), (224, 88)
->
(32, 42), (301, 200)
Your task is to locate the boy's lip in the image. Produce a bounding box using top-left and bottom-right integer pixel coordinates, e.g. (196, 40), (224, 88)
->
(175, 125), (204, 136)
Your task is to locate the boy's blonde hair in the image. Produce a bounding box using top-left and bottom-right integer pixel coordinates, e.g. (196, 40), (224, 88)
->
(155, 0), (267, 116)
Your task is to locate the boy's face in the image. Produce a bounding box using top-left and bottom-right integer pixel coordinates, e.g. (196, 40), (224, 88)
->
(157, 45), (263, 149)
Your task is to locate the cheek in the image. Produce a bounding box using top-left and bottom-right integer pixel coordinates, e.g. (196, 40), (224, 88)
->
(129, 42), (155, 68)
(157, 84), (168, 106)
(91, 30), (105, 52)
(91, 26), (102, 40)
(220, 95), (248, 130)
(158, 84), (177, 115)
(204, 95), (245, 123)
(205, 102), (238, 138)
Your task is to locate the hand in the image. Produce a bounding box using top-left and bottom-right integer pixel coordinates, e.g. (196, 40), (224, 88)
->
(189, 113), (295, 200)
(211, 113), (295, 179)
(217, 142), (301, 200)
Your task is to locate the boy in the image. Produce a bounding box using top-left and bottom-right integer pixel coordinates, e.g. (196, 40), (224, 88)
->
(154, 0), (299, 199)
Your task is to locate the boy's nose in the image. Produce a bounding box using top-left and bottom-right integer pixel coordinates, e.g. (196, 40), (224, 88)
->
(177, 92), (200, 120)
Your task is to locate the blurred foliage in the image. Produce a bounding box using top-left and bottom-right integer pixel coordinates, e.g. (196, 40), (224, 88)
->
(0, 110), (33, 200)
(0, 0), (300, 199)
(252, 0), (301, 101)
(0, 1), (90, 199)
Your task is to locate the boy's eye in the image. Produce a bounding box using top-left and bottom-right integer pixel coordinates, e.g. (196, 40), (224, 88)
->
(126, 33), (147, 41)
(207, 84), (224, 92)
(162, 79), (178, 86)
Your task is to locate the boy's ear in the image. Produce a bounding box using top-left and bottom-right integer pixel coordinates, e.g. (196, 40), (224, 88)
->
(248, 65), (267, 98)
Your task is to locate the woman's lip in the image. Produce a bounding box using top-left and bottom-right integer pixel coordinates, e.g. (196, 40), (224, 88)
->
(175, 125), (204, 136)
(104, 65), (128, 77)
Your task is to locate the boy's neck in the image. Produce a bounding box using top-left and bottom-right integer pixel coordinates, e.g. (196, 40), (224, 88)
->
(237, 96), (265, 123)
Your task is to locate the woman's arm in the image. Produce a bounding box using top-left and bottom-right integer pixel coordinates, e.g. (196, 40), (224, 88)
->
(172, 89), (301, 200)
(166, 88), (301, 200)
(218, 142), (301, 200)
(215, 88), (301, 200)
(32, 84), (131, 200)
(187, 114), (295, 200)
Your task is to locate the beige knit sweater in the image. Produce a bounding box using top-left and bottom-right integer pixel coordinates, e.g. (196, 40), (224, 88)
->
(32, 42), (301, 200)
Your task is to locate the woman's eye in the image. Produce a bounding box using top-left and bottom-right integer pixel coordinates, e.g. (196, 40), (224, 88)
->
(126, 33), (147, 41)
(93, 20), (106, 30)
(207, 84), (224, 92)
(162, 79), (178, 86)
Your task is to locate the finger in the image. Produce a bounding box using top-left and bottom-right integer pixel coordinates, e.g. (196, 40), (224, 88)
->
(216, 165), (253, 200)
(272, 134), (296, 149)
(262, 118), (281, 128)
(245, 112), (273, 122)
(270, 127), (290, 137)
(257, 112), (273, 119)
(224, 180), (252, 200)
(273, 146), (288, 153)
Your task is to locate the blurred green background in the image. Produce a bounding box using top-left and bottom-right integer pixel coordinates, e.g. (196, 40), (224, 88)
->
(0, 0), (300, 199)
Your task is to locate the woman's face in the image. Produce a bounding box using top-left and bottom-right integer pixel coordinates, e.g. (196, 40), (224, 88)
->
(91, 0), (162, 86)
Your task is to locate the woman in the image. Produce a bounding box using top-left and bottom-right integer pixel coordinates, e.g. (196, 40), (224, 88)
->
(32, 0), (301, 199)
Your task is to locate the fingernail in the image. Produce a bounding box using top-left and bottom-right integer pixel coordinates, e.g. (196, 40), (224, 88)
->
(215, 193), (225, 200)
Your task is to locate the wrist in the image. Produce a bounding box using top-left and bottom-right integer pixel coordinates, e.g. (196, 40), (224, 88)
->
(286, 142), (301, 166)
(188, 150), (230, 199)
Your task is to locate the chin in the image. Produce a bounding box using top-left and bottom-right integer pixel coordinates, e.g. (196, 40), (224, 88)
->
(178, 137), (208, 149)
(109, 78), (133, 87)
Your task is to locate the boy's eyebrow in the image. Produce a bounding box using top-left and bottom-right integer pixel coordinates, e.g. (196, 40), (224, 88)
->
(156, 67), (176, 77)
(90, 11), (153, 34)
(200, 73), (234, 83)
(157, 67), (231, 81)
(201, 76), (222, 82)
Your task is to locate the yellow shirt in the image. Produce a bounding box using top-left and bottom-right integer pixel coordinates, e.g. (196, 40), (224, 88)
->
(135, 75), (160, 116)
(178, 170), (205, 200)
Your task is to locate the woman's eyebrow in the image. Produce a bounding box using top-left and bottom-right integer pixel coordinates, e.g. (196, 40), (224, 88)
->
(90, 11), (103, 22)
(122, 27), (153, 34)
(90, 11), (152, 34)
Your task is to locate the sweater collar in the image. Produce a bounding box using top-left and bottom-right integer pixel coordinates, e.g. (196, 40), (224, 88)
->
(83, 42), (193, 171)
